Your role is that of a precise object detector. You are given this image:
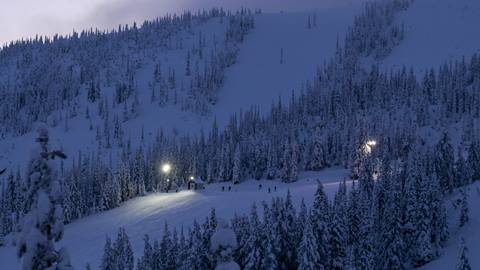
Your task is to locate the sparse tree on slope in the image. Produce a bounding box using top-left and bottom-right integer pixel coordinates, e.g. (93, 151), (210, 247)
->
(456, 238), (472, 270)
(100, 237), (115, 270)
(459, 187), (469, 227)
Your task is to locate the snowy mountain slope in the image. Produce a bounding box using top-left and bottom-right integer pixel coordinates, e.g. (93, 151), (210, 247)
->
(380, 0), (480, 73)
(0, 16), (224, 171)
(0, 168), (350, 269)
(422, 182), (480, 270)
(0, 5), (363, 173)
(212, 6), (362, 127)
(2, 0), (480, 268)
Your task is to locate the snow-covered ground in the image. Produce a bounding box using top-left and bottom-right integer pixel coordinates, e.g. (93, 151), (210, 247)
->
(380, 0), (480, 74)
(0, 168), (350, 269)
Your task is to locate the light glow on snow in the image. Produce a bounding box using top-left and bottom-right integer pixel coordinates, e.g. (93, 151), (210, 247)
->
(0, 169), (350, 269)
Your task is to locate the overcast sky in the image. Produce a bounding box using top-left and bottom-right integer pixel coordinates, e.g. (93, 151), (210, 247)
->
(0, 0), (357, 45)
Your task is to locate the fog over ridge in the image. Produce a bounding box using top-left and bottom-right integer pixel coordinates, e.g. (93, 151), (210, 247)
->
(0, 0), (359, 45)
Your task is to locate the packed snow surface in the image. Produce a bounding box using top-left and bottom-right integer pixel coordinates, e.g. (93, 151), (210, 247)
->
(0, 169), (350, 269)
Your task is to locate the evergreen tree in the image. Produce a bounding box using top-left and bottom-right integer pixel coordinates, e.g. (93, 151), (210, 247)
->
(16, 127), (72, 270)
(159, 223), (175, 269)
(244, 204), (263, 270)
(210, 219), (240, 270)
(429, 174), (449, 252)
(377, 172), (405, 270)
(467, 141), (480, 182)
(459, 187), (469, 227)
(231, 214), (250, 268)
(232, 146), (241, 184)
(260, 202), (278, 270)
(297, 215), (322, 270)
(329, 183), (348, 270)
(309, 127), (326, 170)
(455, 238), (472, 270)
(350, 132), (367, 179)
(136, 235), (153, 270)
(283, 190), (298, 269)
(311, 181), (330, 266)
(434, 132), (455, 193)
(455, 147), (468, 187)
(413, 165), (434, 266)
(185, 220), (209, 270)
(100, 237), (115, 270)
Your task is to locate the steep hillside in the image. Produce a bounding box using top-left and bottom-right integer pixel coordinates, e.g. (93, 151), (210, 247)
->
(1, 0), (480, 269)
(213, 6), (361, 127)
(0, 5), (363, 173)
(380, 0), (480, 73)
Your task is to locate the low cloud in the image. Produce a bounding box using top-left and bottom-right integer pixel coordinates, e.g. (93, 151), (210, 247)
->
(0, 0), (357, 45)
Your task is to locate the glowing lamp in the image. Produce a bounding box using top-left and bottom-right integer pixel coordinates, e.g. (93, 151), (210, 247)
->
(364, 140), (377, 154)
(162, 163), (172, 174)
(366, 140), (377, 146)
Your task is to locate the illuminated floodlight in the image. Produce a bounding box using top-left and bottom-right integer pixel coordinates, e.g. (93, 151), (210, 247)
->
(190, 176), (194, 180)
(162, 163), (172, 174)
(365, 140), (377, 154)
(366, 140), (377, 146)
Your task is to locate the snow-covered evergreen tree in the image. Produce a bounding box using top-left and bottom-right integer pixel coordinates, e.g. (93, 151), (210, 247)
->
(310, 181), (330, 267)
(100, 238), (115, 270)
(297, 214), (321, 270)
(16, 126), (72, 270)
(113, 228), (134, 270)
(243, 204), (263, 270)
(210, 219), (240, 270)
(455, 238), (472, 270)
(459, 187), (469, 227)
(329, 182), (348, 270)
(232, 146), (241, 184)
(434, 132), (455, 193)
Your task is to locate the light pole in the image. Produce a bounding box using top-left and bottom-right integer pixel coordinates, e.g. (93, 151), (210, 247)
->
(162, 163), (172, 192)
